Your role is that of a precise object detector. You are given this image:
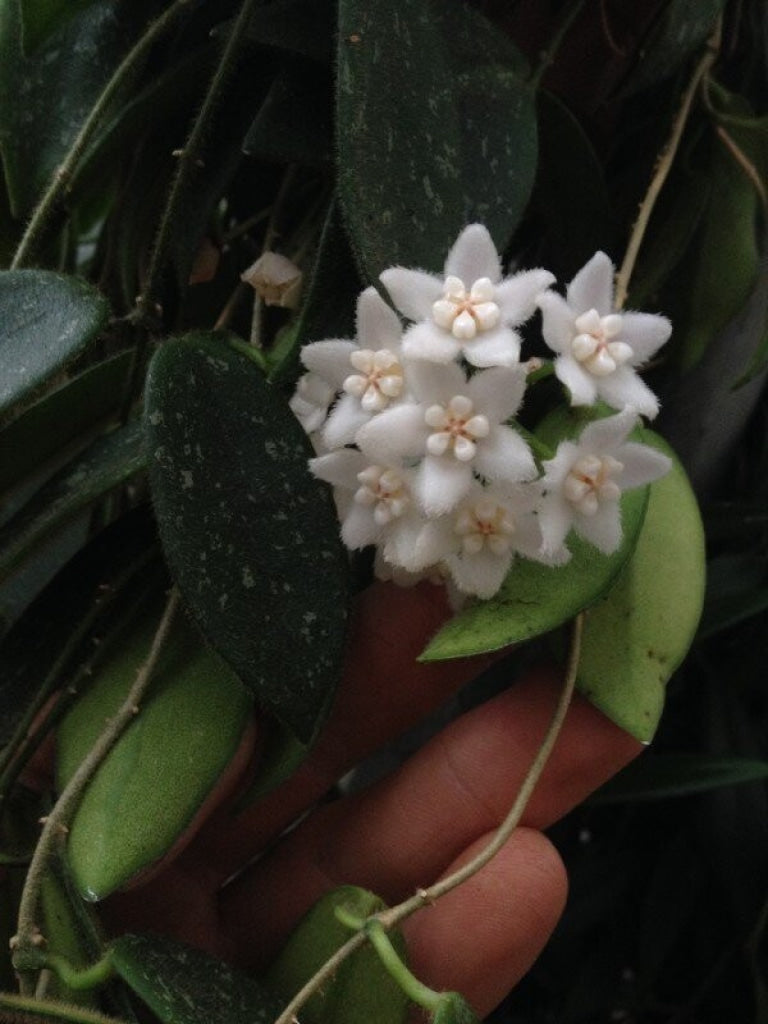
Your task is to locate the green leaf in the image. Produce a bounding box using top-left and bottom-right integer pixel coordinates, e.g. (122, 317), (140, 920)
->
(111, 932), (283, 1024)
(18, 0), (95, 54)
(676, 130), (760, 371)
(145, 332), (348, 745)
(623, 0), (726, 96)
(39, 858), (100, 1007)
(336, 0), (536, 281)
(0, 352), (131, 495)
(0, 420), (145, 582)
(592, 753), (768, 804)
(0, 270), (110, 422)
(267, 886), (410, 1024)
(57, 603), (252, 900)
(576, 434), (705, 742)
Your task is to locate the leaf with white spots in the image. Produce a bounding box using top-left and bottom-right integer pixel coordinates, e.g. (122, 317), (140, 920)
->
(144, 332), (348, 745)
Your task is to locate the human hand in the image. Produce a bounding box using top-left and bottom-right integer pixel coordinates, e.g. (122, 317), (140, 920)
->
(102, 580), (641, 1018)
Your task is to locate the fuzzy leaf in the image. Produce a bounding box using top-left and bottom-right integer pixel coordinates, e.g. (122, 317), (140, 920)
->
(336, 0), (535, 281)
(145, 332), (348, 745)
(268, 886), (410, 1024)
(0, 270), (110, 422)
(111, 933), (283, 1024)
(576, 434), (705, 742)
(57, 604), (252, 900)
(0, 420), (145, 581)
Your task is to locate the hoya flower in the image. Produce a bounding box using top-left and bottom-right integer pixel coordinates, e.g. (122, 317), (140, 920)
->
(442, 482), (564, 599)
(356, 360), (536, 516)
(309, 448), (446, 571)
(380, 224), (554, 368)
(537, 252), (671, 419)
(289, 372), (335, 435)
(298, 287), (407, 449)
(538, 407), (672, 556)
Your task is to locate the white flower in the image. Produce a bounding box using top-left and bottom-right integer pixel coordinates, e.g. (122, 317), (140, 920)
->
(289, 372), (335, 435)
(538, 408), (672, 556)
(241, 251), (303, 308)
(297, 287), (407, 449)
(442, 483), (563, 599)
(537, 251), (671, 419)
(380, 224), (554, 368)
(356, 361), (536, 516)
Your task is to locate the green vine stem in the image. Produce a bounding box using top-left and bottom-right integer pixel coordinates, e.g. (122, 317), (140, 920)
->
(10, 0), (197, 270)
(11, 588), (181, 996)
(272, 612), (585, 1024)
(613, 19), (722, 310)
(0, 991), (129, 1024)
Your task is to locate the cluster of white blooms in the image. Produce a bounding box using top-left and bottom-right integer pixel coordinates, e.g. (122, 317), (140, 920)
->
(289, 225), (673, 600)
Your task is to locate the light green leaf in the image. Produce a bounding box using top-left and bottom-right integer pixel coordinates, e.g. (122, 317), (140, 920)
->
(57, 604), (252, 900)
(432, 992), (479, 1024)
(0, 270), (110, 422)
(576, 435), (705, 742)
(0, 420), (145, 582)
(268, 886), (410, 1024)
(111, 932), (283, 1024)
(145, 332), (348, 745)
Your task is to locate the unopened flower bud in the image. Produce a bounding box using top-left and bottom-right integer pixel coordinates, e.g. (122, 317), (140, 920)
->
(241, 252), (303, 308)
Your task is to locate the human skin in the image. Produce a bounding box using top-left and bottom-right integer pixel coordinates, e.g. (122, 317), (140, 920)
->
(103, 580), (641, 1017)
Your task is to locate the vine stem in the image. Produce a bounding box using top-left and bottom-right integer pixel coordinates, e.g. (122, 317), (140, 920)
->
(134, 0), (260, 325)
(614, 19), (722, 310)
(272, 612), (585, 1024)
(11, 589), (181, 996)
(0, 991), (130, 1024)
(10, 0), (196, 270)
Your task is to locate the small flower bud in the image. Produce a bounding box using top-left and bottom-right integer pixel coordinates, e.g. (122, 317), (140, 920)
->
(241, 252), (303, 308)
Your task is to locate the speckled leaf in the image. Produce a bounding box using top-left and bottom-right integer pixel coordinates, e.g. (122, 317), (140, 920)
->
(336, 0), (535, 280)
(0, 420), (145, 581)
(57, 605), (252, 900)
(111, 932), (283, 1024)
(576, 435), (705, 743)
(145, 332), (348, 744)
(0, 270), (110, 421)
(268, 886), (410, 1024)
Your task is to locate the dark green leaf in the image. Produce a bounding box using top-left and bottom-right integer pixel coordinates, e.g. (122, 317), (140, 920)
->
(577, 434), (705, 742)
(0, 352), (131, 496)
(267, 200), (359, 386)
(145, 332), (348, 744)
(336, 0), (536, 281)
(267, 886), (410, 1024)
(18, 0), (94, 54)
(246, 0), (334, 62)
(623, 0), (726, 96)
(433, 992), (479, 1024)
(57, 604), (252, 899)
(0, 270), (110, 422)
(0, 420), (145, 582)
(244, 63), (332, 166)
(111, 932), (283, 1024)
(592, 753), (768, 804)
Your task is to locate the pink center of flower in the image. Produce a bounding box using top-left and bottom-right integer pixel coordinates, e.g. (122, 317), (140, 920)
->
(424, 395), (490, 462)
(432, 276), (501, 340)
(571, 309), (632, 377)
(564, 454), (623, 515)
(455, 498), (515, 555)
(343, 349), (405, 412)
(354, 465), (409, 524)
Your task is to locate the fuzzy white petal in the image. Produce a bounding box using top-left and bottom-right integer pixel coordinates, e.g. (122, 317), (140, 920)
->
(495, 268), (556, 323)
(537, 291), (576, 355)
(475, 426), (536, 483)
(322, 393), (372, 449)
(617, 442), (672, 488)
(356, 404), (427, 462)
(447, 547), (513, 599)
(619, 311), (672, 363)
(406, 357), (468, 405)
(538, 494), (573, 555)
(566, 251), (614, 315)
(461, 327), (521, 368)
(356, 286), (403, 349)
(467, 366), (527, 423)
(401, 321), (461, 364)
(414, 457), (472, 515)
(444, 224), (502, 284)
(574, 501), (622, 554)
(597, 366), (660, 418)
(579, 407), (637, 453)
(553, 355), (599, 406)
(380, 267), (442, 322)
(341, 502), (382, 550)
(309, 448), (365, 489)
(300, 340), (357, 386)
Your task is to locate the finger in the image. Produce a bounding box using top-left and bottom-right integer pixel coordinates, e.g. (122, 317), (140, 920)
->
(402, 827), (568, 1018)
(219, 665), (638, 964)
(184, 579), (499, 879)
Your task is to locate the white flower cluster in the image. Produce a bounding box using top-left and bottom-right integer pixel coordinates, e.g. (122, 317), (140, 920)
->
(289, 225), (673, 600)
